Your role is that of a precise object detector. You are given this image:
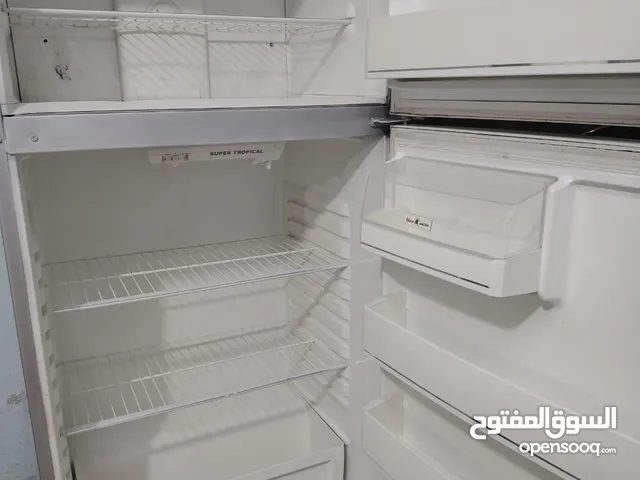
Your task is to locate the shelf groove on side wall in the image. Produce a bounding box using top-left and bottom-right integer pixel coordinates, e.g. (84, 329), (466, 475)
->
(58, 323), (347, 436)
(43, 236), (347, 313)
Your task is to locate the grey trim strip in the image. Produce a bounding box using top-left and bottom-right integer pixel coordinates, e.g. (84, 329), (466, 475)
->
(3, 104), (387, 154)
(370, 59), (640, 74)
(0, 148), (54, 480)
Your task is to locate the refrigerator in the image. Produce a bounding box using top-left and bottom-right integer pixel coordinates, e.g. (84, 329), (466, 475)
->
(0, 1), (638, 480)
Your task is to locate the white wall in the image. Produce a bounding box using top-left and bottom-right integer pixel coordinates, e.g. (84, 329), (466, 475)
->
(22, 149), (284, 264)
(286, 0), (386, 97)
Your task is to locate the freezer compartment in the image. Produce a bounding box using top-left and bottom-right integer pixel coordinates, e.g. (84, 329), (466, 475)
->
(367, 0), (640, 79)
(362, 153), (555, 296)
(363, 369), (562, 480)
(6, 0), (386, 109)
(71, 384), (344, 480)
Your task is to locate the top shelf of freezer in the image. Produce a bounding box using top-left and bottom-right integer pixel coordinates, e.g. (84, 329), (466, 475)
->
(2, 4), (386, 153)
(4, 4), (385, 120)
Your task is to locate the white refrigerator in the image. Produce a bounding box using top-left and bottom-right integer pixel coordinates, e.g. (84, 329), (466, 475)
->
(0, 1), (638, 480)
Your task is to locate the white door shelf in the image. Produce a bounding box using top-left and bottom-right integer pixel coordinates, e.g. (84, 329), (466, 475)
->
(44, 236), (347, 313)
(362, 155), (556, 297)
(363, 396), (451, 480)
(362, 211), (542, 297)
(363, 292), (640, 480)
(59, 323), (347, 436)
(363, 372), (564, 480)
(363, 291), (525, 421)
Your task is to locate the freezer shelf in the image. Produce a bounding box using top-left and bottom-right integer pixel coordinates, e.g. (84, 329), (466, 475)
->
(9, 8), (351, 37)
(44, 236), (347, 313)
(59, 323), (347, 436)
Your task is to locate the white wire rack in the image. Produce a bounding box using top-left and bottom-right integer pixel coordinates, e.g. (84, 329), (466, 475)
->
(43, 236), (347, 314)
(9, 7), (352, 36)
(59, 323), (347, 436)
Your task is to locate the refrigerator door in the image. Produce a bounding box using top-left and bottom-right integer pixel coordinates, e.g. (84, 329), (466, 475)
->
(361, 126), (640, 480)
(367, 0), (640, 80)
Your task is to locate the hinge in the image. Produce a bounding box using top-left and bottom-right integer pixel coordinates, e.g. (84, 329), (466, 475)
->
(369, 116), (410, 136)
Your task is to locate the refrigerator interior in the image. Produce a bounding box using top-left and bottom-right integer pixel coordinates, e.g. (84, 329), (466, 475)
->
(12, 136), (386, 480)
(4, 0), (387, 113)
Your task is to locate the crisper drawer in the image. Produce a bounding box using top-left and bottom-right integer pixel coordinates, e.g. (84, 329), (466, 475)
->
(363, 369), (563, 480)
(367, 0), (640, 79)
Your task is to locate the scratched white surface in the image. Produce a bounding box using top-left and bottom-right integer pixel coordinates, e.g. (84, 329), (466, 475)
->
(0, 224), (39, 480)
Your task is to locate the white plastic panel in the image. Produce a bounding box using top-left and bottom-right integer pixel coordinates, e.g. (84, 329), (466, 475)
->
(284, 138), (384, 263)
(368, 0), (640, 79)
(21, 148), (284, 264)
(114, 0), (210, 101)
(11, 0), (122, 102)
(286, 0), (386, 98)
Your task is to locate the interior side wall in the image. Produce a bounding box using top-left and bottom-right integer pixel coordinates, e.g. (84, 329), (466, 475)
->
(283, 136), (386, 480)
(286, 0), (387, 97)
(12, 158), (71, 480)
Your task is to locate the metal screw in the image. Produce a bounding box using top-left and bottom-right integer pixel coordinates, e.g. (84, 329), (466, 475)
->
(30, 134), (39, 142)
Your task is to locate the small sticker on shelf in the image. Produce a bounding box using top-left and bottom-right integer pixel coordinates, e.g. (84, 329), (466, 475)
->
(405, 213), (433, 231)
(149, 142), (286, 166)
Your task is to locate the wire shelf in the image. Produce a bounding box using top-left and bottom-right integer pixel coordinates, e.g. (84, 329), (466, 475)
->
(59, 323), (347, 436)
(44, 236), (347, 314)
(9, 8), (352, 36)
